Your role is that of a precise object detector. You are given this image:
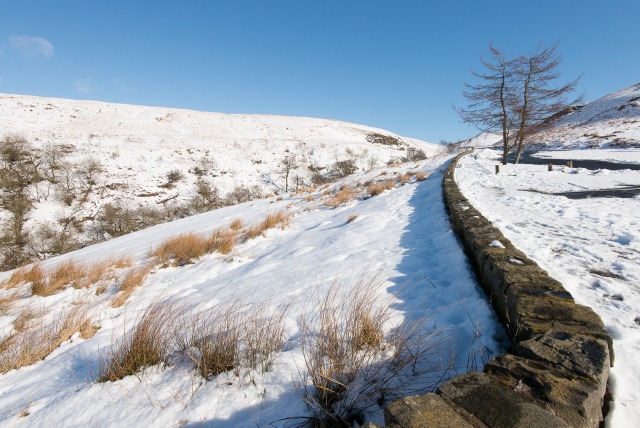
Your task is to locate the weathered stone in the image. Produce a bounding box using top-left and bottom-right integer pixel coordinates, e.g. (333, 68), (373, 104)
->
(485, 354), (604, 428)
(384, 393), (472, 428)
(516, 331), (610, 390)
(437, 371), (568, 428)
(514, 317), (613, 364)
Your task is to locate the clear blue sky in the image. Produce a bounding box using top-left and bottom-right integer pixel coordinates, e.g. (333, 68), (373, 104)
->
(1, 0), (638, 143)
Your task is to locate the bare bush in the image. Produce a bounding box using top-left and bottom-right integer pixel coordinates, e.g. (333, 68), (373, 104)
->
(224, 185), (263, 205)
(416, 172), (427, 182)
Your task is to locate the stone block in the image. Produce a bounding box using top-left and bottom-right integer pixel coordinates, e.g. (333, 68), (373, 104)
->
(515, 331), (610, 390)
(437, 371), (568, 428)
(384, 393), (472, 428)
(485, 354), (604, 428)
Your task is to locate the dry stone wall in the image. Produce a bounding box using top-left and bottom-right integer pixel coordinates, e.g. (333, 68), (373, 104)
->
(382, 152), (612, 428)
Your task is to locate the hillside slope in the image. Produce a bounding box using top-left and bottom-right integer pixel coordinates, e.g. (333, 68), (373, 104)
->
(0, 94), (440, 267)
(0, 157), (503, 427)
(531, 82), (640, 148)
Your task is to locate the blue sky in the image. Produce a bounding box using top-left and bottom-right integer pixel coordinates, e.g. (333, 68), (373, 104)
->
(1, 1), (638, 143)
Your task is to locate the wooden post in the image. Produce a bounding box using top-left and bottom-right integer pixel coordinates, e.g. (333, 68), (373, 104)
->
(567, 160), (573, 168)
(495, 165), (500, 174)
(548, 164), (553, 171)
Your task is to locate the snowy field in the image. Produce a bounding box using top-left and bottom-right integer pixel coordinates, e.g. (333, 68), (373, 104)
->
(456, 149), (640, 427)
(531, 149), (640, 165)
(0, 157), (504, 427)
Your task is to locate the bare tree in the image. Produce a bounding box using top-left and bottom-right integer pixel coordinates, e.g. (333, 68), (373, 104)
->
(457, 43), (580, 164)
(511, 45), (581, 163)
(280, 154), (298, 192)
(457, 45), (519, 164)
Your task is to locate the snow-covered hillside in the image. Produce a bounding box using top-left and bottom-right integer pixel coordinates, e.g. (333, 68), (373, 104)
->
(530, 82), (640, 149)
(0, 157), (504, 427)
(0, 94), (441, 267)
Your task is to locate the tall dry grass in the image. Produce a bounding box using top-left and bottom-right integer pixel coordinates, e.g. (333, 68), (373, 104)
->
(98, 301), (178, 382)
(0, 306), (92, 374)
(299, 279), (453, 427)
(111, 263), (154, 308)
(151, 229), (238, 267)
(323, 187), (355, 208)
(246, 211), (291, 239)
(100, 298), (290, 382)
(367, 179), (396, 197)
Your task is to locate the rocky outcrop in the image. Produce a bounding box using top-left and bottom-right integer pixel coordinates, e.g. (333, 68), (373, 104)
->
(383, 152), (612, 427)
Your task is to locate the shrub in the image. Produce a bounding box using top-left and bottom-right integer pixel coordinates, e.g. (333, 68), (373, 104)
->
(330, 160), (358, 179)
(405, 147), (427, 161)
(346, 214), (358, 224)
(416, 172), (427, 182)
(366, 133), (401, 146)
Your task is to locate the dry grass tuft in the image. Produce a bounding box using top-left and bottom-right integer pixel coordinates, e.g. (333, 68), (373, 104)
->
(111, 263), (153, 308)
(303, 195), (316, 202)
(399, 172), (412, 185)
(367, 179), (396, 197)
(246, 211), (291, 239)
(346, 214), (358, 224)
(229, 218), (244, 231)
(416, 172), (427, 182)
(151, 233), (211, 266)
(3, 264), (45, 291)
(0, 293), (19, 316)
(208, 229), (237, 255)
(152, 229), (238, 267)
(47, 260), (86, 292)
(98, 301), (178, 382)
(0, 306), (92, 374)
(300, 278), (453, 426)
(323, 187), (355, 208)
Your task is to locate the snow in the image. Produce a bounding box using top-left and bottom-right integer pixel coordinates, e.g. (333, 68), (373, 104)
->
(529, 83), (640, 149)
(456, 148), (640, 427)
(0, 93), (442, 250)
(0, 157), (504, 426)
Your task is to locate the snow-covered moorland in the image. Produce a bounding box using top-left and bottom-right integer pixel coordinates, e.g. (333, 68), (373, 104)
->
(0, 154), (505, 426)
(456, 148), (640, 427)
(0, 94), (440, 268)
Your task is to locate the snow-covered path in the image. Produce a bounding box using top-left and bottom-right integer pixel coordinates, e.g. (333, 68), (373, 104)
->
(0, 159), (504, 427)
(456, 149), (640, 428)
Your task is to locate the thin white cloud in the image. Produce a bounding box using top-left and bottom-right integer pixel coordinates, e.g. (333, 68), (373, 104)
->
(74, 77), (97, 94)
(9, 35), (54, 59)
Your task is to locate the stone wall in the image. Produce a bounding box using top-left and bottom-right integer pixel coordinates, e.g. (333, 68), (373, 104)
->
(383, 152), (612, 428)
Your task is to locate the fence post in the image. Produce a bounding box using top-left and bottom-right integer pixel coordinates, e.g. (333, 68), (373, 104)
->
(495, 165), (500, 174)
(548, 164), (553, 171)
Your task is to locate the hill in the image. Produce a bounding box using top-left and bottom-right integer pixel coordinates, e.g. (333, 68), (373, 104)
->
(530, 82), (640, 149)
(0, 94), (441, 269)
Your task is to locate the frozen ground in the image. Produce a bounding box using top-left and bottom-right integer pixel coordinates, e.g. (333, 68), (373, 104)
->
(0, 157), (504, 427)
(456, 148), (640, 427)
